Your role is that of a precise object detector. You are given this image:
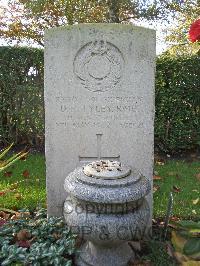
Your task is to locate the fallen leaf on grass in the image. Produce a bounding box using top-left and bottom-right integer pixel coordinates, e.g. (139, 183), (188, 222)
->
(192, 210), (197, 215)
(195, 173), (200, 181)
(155, 160), (165, 166)
(14, 193), (22, 200)
(0, 191), (6, 196)
(22, 170), (30, 178)
(153, 175), (162, 180)
(9, 182), (19, 190)
(3, 171), (12, 177)
(192, 198), (199, 205)
(153, 184), (160, 193)
(173, 185), (181, 193)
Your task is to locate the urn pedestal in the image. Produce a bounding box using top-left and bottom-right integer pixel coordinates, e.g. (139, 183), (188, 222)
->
(64, 160), (151, 266)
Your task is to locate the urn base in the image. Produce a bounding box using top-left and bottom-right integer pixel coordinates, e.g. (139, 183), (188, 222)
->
(76, 241), (134, 266)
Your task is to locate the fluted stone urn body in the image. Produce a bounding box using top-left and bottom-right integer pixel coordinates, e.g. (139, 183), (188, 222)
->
(64, 160), (151, 266)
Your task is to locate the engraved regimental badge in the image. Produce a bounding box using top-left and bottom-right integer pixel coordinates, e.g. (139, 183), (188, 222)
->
(73, 40), (124, 92)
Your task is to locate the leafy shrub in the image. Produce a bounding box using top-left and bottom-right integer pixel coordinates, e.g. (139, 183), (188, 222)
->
(0, 46), (44, 147)
(155, 53), (200, 153)
(0, 209), (76, 265)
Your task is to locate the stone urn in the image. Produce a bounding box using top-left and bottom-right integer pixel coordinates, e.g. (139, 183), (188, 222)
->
(64, 160), (151, 266)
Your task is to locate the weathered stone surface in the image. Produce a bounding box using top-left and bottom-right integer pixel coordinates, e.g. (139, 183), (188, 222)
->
(44, 23), (156, 217)
(64, 161), (151, 266)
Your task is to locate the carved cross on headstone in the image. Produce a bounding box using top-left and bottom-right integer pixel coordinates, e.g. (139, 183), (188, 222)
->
(79, 133), (120, 163)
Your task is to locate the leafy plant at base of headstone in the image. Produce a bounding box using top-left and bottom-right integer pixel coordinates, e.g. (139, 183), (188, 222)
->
(171, 220), (200, 264)
(141, 240), (177, 266)
(0, 144), (28, 173)
(0, 209), (76, 266)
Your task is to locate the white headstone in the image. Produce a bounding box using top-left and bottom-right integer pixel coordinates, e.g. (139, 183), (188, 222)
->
(44, 24), (155, 217)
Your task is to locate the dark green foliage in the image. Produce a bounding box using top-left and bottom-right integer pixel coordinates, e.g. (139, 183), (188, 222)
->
(142, 240), (177, 266)
(0, 209), (76, 265)
(155, 53), (200, 153)
(0, 46), (199, 153)
(0, 46), (44, 146)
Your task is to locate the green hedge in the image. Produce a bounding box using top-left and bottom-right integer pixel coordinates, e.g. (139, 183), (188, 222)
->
(0, 46), (44, 146)
(155, 53), (200, 153)
(0, 46), (199, 153)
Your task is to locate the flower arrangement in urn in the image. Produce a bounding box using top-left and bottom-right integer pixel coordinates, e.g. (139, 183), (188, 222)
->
(189, 19), (200, 43)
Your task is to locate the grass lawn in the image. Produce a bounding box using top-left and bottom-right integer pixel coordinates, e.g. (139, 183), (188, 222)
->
(0, 154), (46, 211)
(154, 160), (200, 219)
(0, 153), (199, 219)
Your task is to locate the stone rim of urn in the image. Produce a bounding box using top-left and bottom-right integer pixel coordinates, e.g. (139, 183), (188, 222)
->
(64, 160), (151, 266)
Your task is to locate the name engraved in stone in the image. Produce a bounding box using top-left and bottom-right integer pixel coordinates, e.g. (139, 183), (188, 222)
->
(60, 105), (137, 113)
(54, 94), (141, 128)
